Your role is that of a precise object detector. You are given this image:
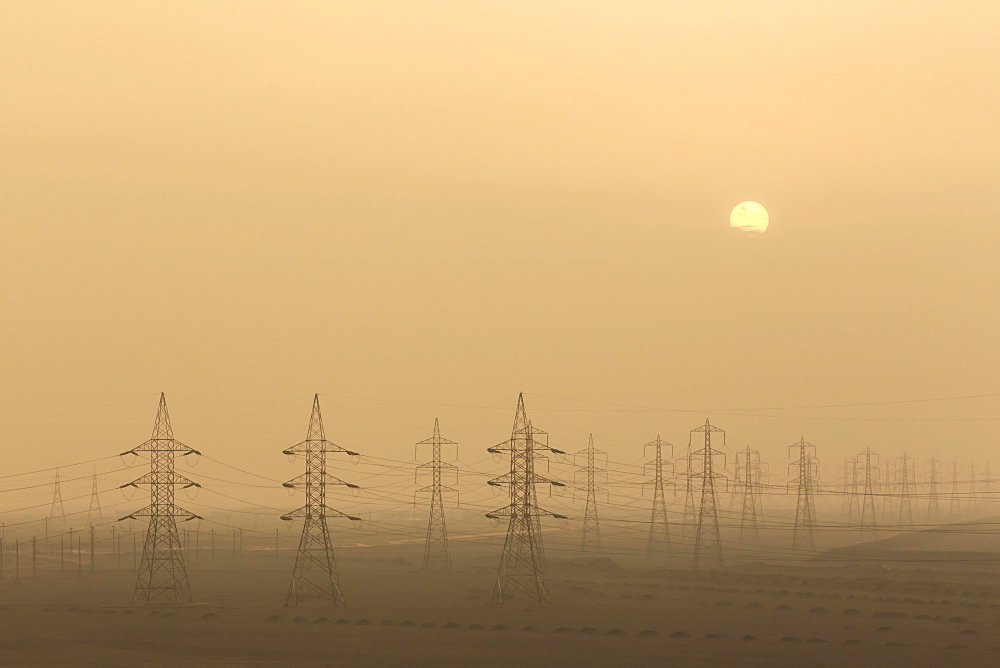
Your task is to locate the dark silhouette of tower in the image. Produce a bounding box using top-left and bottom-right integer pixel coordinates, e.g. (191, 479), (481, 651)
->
(896, 453), (914, 527)
(282, 395), (360, 606)
(643, 435), (673, 556)
(575, 434), (606, 550)
(789, 437), (818, 552)
(926, 457), (941, 524)
(415, 418), (457, 570)
(50, 466), (66, 526)
(118, 393), (201, 604)
(680, 445), (696, 536)
(87, 468), (102, 526)
(949, 460), (962, 517)
(856, 448), (879, 533)
(690, 419), (726, 570)
(737, 446), (763, 542)
(486, 394), (565, 606)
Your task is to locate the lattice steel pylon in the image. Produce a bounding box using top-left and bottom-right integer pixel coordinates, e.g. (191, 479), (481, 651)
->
(118, 393), (202, 605)
(949, 460), (962, 517)
(896, 453), (915, 527)
(680, 445), (696, 536)
(789, 437), (818, 552)
(575, 434), (606, 550)
(486, 394), (566, 606)
(691, 419), (726, 570)
(87, 468), (102, 525)
(643, 435), (673, 556)
(856, 448), (879, 533)
(736, 446), (763, 543)
(50, 465), (67, 525)
(415, 418), (457, 571)
(926, 457), (941, 524)
(282, 395), (360, 607)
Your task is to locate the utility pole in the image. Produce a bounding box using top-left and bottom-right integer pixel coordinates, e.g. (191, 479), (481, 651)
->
(736, 446), (763, 543)
(789, 437), (818, 552)
(896, 453), (914, 527)
(691, 419), (726, 570)
(927, 458), (941, 524)
(415, 418), (457, 571)
(575, 434), (606, 550)
(643, 435), (673, 556)
(282, 395), (360, 607)
(118, 393), (202, 604)
(486, 394), (566, 606)
(856, 448), (879, 533)
(87, 468), (103, 526)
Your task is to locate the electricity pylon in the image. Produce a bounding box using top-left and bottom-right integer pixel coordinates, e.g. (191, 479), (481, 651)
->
(969, 463), (978, 514)
(856, 448), (879, 533)
(880, 463), (894, 523)
(415, 418), (457, 571)
(896, 453), (914, 527)
(486, 394), (566, 606)
(949, 460), (962, 517)
(282, 395), (360, 607)
(680, 445), (696, 536)
(50, 466), (67, 525)
(87, 468), (103, 525)
(118, 393), (202, 605)
(789, 437), (818, 552)
(643, 435), (673, 556)
(690, 419), (726, 570)
(985, 461), (994, 513)
(736, 446), (763, 542)
(575, 434), (605, 550)
(926, 457), (941, 524)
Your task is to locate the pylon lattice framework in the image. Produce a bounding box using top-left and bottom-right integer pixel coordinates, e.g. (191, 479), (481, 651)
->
(855, 448), (879, 533)
(486, 394), (566, 606)
(643, 435), (673, 556)
(789, 437), (818, 552)
(118, 393), (202, 605)
(88, 468), (103, 526)
(282, 395), (360, 607)
(691, 419), (726, 570)
(50, 466), (66, 523)
(736, 446), (763, 542)
(415, 418), (458, 571)
(896, 453), (914, 526)
(576, 434), (605, 550)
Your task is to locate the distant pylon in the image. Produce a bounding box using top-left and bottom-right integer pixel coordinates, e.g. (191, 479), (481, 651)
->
(575, 434), (606, 550)
(880, 462), (893, 523)
(681, 445), (696, 536)
(949, 460), (961, 516)
(896, 453), (914, 527)
(50, 466), (67, 524)
(282, 395), (360, 606)
(87, 468), (102, 525)
(737, 446), (763, 542)
(985, 461), (994, 513)
(969, 463), (978, 514)
(415, 418), (458, 571)
(789, 437), (818, 552)
(856, 448), (879, 533)
(643, 435), (673, 556)
(926, 457), (941, 524)
(690, 419), (726, 570)
(486, 394), (566, 606)
(844, 458), (860, 523)
(118, 393), (202, 604)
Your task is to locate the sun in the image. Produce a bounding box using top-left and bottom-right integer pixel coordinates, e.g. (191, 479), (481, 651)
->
(730, 201), (769, 233)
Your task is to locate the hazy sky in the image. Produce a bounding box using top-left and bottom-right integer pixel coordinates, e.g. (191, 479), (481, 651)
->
(2, 1), (999, 506)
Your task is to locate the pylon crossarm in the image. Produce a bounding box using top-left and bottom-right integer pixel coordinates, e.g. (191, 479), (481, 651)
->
(124, 438), (200, 455)
(282, 472), (357, 489)
(122, 470), (201, 488)
(282, 439), (358, 456)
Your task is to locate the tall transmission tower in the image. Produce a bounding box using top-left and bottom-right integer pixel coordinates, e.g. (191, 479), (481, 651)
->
(87, 468), (103, 526)
(969, 463), (978, 514)
(575, 434), (606, 550)
(736, 447), (763, 542)
(415, 418), (457, 571)
(949, 460), (962, 517)
(789, 437), (818, 552)
(118, 393), (202, 604)
(985, 461), (994, 514)
(926, 457), (941, 524)
(896, 453), (914, 527)
(680, 445), (696, 536)
(282, 395), (360, 607)
(643, 435), (673, 556)
(50, 466), (67, 525)
(486, 394), (566, 606)
(856, 448), (879, 533)
(690, 419), (726, 570)
(880, 462), (894, 523)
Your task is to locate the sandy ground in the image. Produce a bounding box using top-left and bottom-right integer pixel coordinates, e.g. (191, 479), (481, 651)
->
(3, 529), (1000, 666)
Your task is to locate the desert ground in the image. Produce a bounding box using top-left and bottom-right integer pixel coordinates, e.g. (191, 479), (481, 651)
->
(2, 519), (1000, 666)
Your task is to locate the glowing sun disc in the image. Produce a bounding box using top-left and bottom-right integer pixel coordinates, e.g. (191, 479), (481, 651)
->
(730, 201), (769, 233)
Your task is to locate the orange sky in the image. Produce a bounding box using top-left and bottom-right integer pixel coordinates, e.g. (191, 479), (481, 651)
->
(2, 1), (999, 507)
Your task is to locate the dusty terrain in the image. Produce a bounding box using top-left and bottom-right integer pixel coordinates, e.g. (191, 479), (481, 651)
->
(3, 524), (1000, 666)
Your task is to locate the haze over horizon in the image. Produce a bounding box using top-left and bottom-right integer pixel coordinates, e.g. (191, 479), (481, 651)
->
(3, 1), (1000, 495)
